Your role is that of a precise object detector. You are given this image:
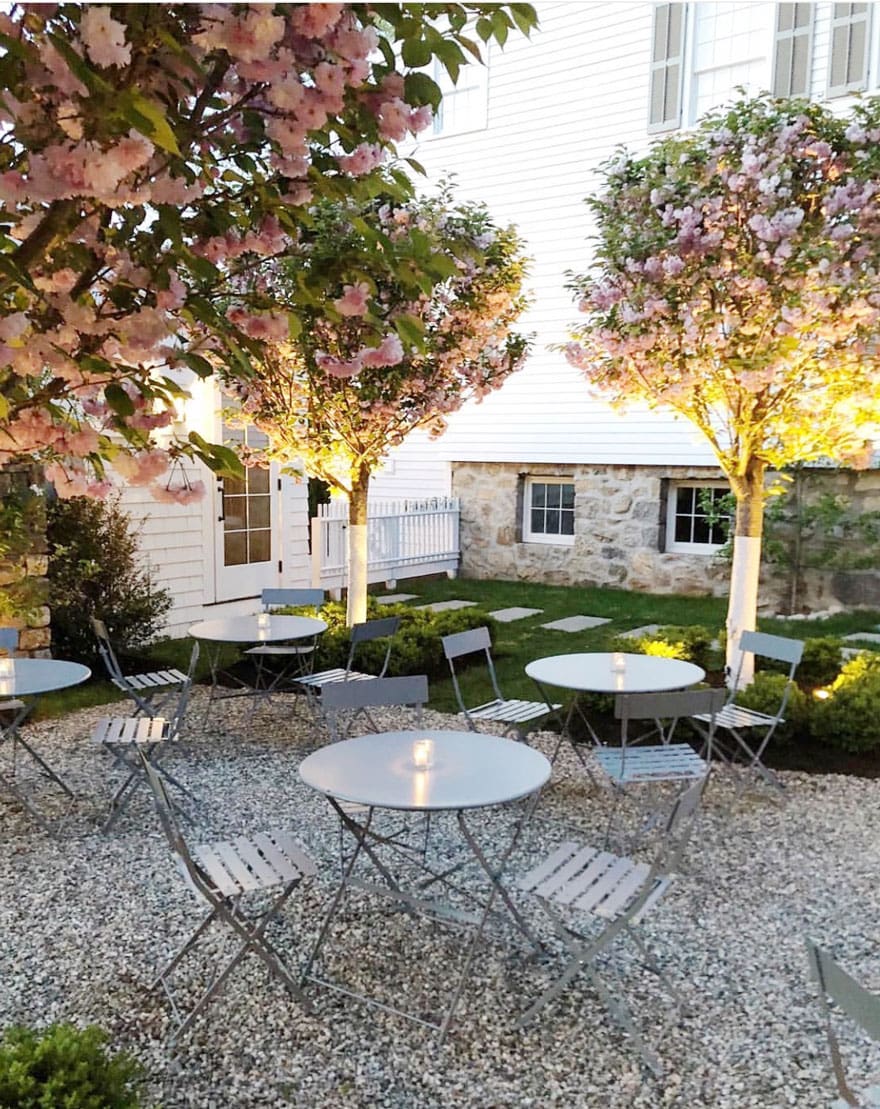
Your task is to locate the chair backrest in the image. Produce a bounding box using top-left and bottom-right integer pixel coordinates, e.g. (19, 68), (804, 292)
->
(167, 641), (200, 737)
(346, 616), (400, 677)
(261, 588), (324, 610)
(441, 626), (504, 712)
(732, 631), (804, 716)
(615, 687), (727, 755)
(807, 938), (880, 1106)
(323, 674), (429, 740)
(139, 750), (209, 901)
(0, 627), (18, 654)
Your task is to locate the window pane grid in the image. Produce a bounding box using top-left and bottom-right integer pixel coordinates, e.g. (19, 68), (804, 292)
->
(670, 485), (730, 550)
(526, 480), (575, 541)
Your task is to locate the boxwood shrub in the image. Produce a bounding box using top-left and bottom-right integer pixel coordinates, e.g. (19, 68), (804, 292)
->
(810, 653), (880, 752)
(608, 625), (716, 672)
(734, 672), (810, 746)
(0, 1023), (144, 1108)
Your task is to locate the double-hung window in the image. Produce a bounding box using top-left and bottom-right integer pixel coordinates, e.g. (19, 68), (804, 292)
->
(523, 478), (575, 545)
(649, 3), (686, 132)
(827, 2), (871, 97)
(665, 481), (731, 554)
(773, 3), (813, 97)
(430, 54), (489, 138)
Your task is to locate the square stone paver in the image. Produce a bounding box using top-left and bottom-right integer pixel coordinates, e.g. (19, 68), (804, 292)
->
(618, 624), (660, 639)
(414, 599), (478, 613)
(843, 632), (880, 644)
(841, 646), (866, 659)
(376, 593), (418, 605)
(540, 614), (610, 633)
(488, 607), (543, 623)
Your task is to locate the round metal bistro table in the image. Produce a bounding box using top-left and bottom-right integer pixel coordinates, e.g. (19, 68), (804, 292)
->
(188, 614), (327, 715)
(300, 728), (551, 1037)
(0, 658), (90, 831)
(525, 651), (706, 754)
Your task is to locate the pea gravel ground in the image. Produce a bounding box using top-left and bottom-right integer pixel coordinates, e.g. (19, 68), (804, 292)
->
(2, 689), (879, 1109)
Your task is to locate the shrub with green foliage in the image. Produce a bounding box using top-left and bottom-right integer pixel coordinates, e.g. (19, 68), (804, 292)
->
(608, 625), (716, 671)
(759, 636), (841, 688)
(735, 672), (810, 746)
(275, 598), (494, 680)
(47, 496), (172, 666)
(810, 653), (880, 752)
(0, 1023), (144, 1108)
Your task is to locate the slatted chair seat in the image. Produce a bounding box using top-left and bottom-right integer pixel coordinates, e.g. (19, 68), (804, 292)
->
(296, 616), (401, 716)
(515, 777), (707, 1076)
(594, 743), (709, 785)
(442, 626), (560, 742)
(694, 702), (777, 731)
(91, 617), (188, 717)
(140, 753), (316, 1046)
(92, 642), (199, 832)
(301, 667), (377, 688)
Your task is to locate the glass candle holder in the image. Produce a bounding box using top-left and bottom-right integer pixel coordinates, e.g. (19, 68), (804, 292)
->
(256, 612), (270, 629)
(0, 657), (13, 678)
(611, 652), (627, 673)
(412, 738), (434, 770)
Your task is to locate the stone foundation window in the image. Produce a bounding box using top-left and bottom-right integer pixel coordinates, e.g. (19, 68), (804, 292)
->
(666, 481), (730, 553)
(523, 477), (575, 545)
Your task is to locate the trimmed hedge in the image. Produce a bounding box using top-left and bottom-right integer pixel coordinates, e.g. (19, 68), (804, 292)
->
(810, 653), (880, 752)
(608, 625), (716, 671)
(274, 598), (495, 681)
(735, 672), (810, 746)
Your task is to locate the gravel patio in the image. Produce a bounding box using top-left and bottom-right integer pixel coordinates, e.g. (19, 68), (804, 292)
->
(2, 690), (879, 1108)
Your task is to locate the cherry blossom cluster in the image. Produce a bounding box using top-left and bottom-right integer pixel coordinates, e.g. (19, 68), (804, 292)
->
(0, 3), (535, 501)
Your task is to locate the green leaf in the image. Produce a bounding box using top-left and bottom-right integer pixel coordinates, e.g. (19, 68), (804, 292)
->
(190, 435), (245, 478)
(475, 17), (494, 43)
(511, 4), (540, 36)
(120, 90), (181, 155)
(182, 352), (215, 378)
(104, 383), (135, 418)
(402, 37), (432, 68)
(490, 11), (510, 48)
(394, 313), (426, 347)
(47, 33), (113, 95)
(404, 156), (427, 177)
(404, 71), (443, 109)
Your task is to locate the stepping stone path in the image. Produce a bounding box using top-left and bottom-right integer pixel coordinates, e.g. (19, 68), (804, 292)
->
(489, 607), (543, 623)
(414, 599), (477, 613)
(618, 624), (660, 639)
(540, 615), (610, 633)
(376, 593), (418, 605)
(843, 632), (880, 644)
(841, 646), (866, 659)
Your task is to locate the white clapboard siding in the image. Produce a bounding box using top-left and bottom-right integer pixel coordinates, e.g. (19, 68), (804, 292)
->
(377, 0), (877, 494)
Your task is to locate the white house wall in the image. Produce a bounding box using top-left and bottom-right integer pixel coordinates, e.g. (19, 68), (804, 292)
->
(377, 1), (869, 492)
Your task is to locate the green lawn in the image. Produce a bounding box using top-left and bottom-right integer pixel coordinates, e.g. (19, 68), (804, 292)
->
(30, 575), (880, 722)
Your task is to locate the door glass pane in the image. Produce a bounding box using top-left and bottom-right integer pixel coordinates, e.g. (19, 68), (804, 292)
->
(224, 496), (246, 531)
(249, 494), (271, 530)
(224, 531), (247, 566)
(247, 466), (270, 494)
(248, 529), (271, 563)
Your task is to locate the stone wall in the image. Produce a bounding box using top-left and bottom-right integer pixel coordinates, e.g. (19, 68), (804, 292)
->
(0, 466), (51, 657)
(451, 461), (880, 614)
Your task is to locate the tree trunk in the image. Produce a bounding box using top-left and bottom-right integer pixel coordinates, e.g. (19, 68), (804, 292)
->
(726, 462), (765, 689)
(346, 467), (370, 626)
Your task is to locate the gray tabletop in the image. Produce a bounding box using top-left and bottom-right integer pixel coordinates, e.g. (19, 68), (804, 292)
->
(0, 658), (91, 697)
(299, 729), (551, 812)
(525, 652), (705, 694)
(188, 614), (327, 644)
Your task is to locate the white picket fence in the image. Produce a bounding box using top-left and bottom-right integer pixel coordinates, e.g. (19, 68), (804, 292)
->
(310, 497), (460, 591)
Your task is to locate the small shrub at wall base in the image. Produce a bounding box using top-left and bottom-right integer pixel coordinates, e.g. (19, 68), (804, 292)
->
(275, 600), (495, 680)
(47, 495), (172, 666)
(0, 1023), (144, 1108)
(810, 654), (880, 753)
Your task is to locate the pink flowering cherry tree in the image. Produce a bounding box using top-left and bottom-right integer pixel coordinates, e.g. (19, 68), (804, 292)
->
(566, 96), (880, 685)
(0, 2), (536, 502)
(227, 188), (530, 624)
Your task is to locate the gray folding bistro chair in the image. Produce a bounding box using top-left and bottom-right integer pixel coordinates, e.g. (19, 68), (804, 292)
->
(806, 939), (880, 1109)
(442, 626), (560, 741)
(91, 617), (189, 717)
(244, 588), (325, 696)
(515, 776), (707, 1076)
(296, 615), (400, 715)
(595, 687), (725, 846)
(690, 630), (804, 794)
(322, 674), (429, 743)
(91, 641), (200, 832)
(322, 675), (430, 865)
(140, 752), (316, 1045)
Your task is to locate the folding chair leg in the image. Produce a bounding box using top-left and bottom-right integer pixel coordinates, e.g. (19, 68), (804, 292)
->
(587, 964), (663, 1077)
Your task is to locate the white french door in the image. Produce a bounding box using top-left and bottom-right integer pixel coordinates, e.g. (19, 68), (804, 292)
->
(213, 422), (281, 602)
